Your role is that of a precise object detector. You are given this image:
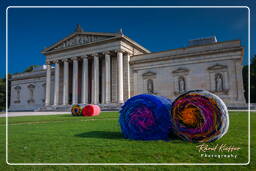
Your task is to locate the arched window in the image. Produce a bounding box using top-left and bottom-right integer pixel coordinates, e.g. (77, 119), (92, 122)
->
(178, 76), (186, 93)
(147, 79), (154, 94)
(215, 73), (224, 92)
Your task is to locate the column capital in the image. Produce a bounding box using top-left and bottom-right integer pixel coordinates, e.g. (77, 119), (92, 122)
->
(46, 61), (52, 65)
(91, 53), (100, 57)
(53, 60), (61, 64)
(124, 51), (133, 56)
(115, 49), (125, 53)
(103, 51), (111, 55)
(71, 56), (79, 61)
(81, 55), (89, 59)
(62, 58), (70, 62)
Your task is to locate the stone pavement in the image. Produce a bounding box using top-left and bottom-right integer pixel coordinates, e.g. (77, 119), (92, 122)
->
(0, 112), (70, 117)
(0, 111), (118, 117)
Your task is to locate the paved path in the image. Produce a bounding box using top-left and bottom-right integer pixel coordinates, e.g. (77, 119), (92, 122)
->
(0, 111), (118, 117)
(0, 112), (70, 117)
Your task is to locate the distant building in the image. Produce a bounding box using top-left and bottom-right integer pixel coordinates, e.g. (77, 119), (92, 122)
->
(9, 25), (246, 111)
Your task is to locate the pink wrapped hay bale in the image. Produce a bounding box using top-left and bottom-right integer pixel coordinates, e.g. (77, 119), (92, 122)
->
(82, 104), (101, 117)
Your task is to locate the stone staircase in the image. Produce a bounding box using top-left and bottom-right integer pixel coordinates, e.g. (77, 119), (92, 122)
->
(35, 105), (72, 112)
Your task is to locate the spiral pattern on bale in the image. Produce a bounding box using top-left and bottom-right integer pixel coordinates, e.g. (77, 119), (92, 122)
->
(119, 94), (172, 140)
(171, 90), (229, 143)
(82, 104), (101, 116)
(71, 104), (82, 116)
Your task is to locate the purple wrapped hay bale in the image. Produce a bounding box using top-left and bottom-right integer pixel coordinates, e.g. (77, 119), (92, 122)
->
(171, 90), (229, 143)
(119, 94), (172, 140)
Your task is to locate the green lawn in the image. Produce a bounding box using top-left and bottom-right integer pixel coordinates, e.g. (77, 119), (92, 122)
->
(0, 111), (255, 170)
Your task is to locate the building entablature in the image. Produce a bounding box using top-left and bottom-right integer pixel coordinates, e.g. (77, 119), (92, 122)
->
(130, 40), (243, 65)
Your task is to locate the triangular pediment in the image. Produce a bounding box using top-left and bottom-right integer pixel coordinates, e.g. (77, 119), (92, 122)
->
(207, 64), (227, 70)
(142, 71), (156, 77)
(142, 71), (157, 79)
(172, 68), (189, 74)
(42, 32), (120, 54)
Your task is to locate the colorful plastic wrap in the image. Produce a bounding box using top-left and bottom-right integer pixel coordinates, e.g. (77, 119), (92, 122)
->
(119, 94), (172, 140)
(71, 104), (82, 116)
(171, 90), (229, 143)
(82, 104), (101, 116)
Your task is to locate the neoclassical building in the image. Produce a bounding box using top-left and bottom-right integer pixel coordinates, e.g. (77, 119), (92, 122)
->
(9, 25), (246, 111)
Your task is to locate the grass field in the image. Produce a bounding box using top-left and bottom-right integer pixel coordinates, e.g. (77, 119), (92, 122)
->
(0, 111), (255, 170)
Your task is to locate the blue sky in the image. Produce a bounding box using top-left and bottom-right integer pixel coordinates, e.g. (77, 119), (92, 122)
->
(1, 0), (255, 78)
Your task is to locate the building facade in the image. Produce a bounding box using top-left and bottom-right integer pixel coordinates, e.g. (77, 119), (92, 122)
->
(9, 25), (246, 111)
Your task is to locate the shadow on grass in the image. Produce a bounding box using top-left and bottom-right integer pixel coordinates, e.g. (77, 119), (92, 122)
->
(75, 131), (124, 139)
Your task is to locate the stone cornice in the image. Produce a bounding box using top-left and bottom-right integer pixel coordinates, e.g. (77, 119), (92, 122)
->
(131, 40), (241, 63)
(121, 35), (151, 53)
(10, 70), (47, 81)
(130, 46), (243, 65)
(130, 55), (242, 71)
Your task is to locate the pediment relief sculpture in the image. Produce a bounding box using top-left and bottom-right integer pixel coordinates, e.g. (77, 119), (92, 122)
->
(54, 34), (113, 50)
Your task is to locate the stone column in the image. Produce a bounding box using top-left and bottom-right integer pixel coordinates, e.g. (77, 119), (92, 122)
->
(72, 57), (79, 104)
(117, 50), (124, 103)
(101, 57), (105, 104)
(235, 60), (246, 102)
(45, 62), (51, 106)
(63, 59), (69, 105)
(93, 54), (99, 104)
(104, 52), (111, 104)
(81, 56), (89, 104)
(54, 61), (60, 106)
(133, 70), (138, 96)
(125, 52), (131, 99)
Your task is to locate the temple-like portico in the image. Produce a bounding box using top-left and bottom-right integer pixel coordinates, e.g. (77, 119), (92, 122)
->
(45, 50), (130, 106)
(41, 25), (148, 108)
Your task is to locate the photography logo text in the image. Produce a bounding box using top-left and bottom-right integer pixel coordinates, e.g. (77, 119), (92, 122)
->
(196, 144), (241, 159)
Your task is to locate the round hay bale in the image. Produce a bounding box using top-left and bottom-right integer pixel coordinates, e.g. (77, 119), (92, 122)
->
(82, 104), (101, 116)
(119, 94), (172, 140)
(71, 104), (82, 116)
(171, 90), (229, 143)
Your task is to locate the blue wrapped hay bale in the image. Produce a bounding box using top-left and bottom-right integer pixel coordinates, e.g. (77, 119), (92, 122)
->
(119, 94), (172, 140)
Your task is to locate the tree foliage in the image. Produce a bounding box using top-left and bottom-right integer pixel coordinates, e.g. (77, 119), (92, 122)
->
(0, 78), (6, 111)
(23, 65), (40, 73)
(242, 55), (256, 103)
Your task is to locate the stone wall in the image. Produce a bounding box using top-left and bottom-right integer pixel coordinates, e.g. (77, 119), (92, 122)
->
(9, 70), (53, 111)
(130, 40), (246, 108)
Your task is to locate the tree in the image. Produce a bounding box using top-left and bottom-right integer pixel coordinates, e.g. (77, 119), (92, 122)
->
(0, 74), (12, 111)
(23, 65), (40, 72)
(0, 78), (6, 111)
(242, 55), (256, 103)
